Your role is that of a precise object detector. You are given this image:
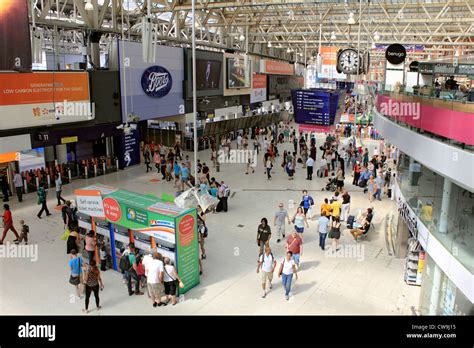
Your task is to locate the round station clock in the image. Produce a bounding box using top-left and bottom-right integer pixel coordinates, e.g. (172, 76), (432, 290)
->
(336, 48), (363, 75)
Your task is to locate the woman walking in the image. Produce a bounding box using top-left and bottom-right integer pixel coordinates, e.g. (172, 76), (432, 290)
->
(67, 227), (81, 255)
(0, 204), (20, 244)
(291, 207), (309, 238)
(163, 258), (184, 305)
(329, 216), (342, 252)
(82, 260), (104, 314)
(278, 251), (298, 301)
(85, 230), (97, 263)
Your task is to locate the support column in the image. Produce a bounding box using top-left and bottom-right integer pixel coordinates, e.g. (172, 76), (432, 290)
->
(439, 177), (452, 234)
(427, 262), (442, 314)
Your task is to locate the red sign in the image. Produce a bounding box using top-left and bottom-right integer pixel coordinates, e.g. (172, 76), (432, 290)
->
(178, 214), (195, 247)
(252, 74), (267, 88)
(103, 197), (122, 222)
(265, 60), (294, 75)
(298, 124), (335, 133)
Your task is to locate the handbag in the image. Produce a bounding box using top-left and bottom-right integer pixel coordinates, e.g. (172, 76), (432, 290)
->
(60, 228), (71, 241)
(69, 275), (80, 285)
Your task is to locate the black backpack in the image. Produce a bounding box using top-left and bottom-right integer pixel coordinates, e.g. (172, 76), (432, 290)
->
(119, 253), (132, 273)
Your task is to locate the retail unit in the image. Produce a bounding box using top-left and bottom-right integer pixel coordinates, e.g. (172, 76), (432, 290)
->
(74, 183), (199, 294)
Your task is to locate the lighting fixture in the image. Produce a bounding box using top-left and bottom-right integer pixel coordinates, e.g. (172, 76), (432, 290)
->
(373, 31), (380, 41)
(455, 50), (460, 57)
(287, 47), (291, 53)
(330, 31), (336, 40)
(85, 0), (93, 11)
(347, 12), (355, 25)
(371, 42), (376, 49)
(267, 41), (272, 48)
(239, 34), (245, 42)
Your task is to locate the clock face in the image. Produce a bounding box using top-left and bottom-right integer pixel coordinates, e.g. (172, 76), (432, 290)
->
(338, 49), (360, 74)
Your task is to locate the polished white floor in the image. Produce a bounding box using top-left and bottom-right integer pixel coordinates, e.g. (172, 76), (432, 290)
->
(0, 134), (420, 315)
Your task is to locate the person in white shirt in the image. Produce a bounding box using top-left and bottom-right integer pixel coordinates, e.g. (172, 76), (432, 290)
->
(163, 257), (183, 305)
(145, 252), (166, 307)
(236, 134), (243, 149)
(256, 246), (277, 298)
(54, 174), (66, 206)
(278, 251), (298, 301)
(12, 171), (23, 203)
(319, 157), (327, 178)
(306, 157), (315, 180)
(142, 252), (153, 298)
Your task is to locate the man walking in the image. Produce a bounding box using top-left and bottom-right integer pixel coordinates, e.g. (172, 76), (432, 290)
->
(317, 212), (330, 250)
(37, 184), (51, 218)
(257, 218), (271, 255)
(256, 246), (276, 298)
(306, 156), (314, 180)
(12, 171), (23, 203)
(126, 244), (144, 296)
(286, 230), (303, 266)
(55, 174), (66, 206)
(274, 203), (290, 243)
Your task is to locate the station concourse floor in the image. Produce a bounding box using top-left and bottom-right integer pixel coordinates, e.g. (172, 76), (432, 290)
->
(0, 135), (420, 315)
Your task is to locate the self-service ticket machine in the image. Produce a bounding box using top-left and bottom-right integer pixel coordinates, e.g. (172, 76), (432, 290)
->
(94, 219), (113, 269)
(75, 184), (200, 294)
(112, 224), (131, 269)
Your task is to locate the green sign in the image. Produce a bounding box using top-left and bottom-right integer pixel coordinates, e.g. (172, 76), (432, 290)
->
(126, 206), (148, 226)
(176, 211), (200, 295)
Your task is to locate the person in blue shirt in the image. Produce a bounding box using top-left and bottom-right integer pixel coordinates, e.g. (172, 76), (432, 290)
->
(180, 163), (189, 191)
(68, 249), (83, 298)
(173, 161), (181, 188)
(300, 190), (314, 216)
(358, 167), (371, 187)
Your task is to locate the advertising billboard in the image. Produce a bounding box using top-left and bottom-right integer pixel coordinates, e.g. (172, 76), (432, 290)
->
(118, 41), (185, 122)
(250, 74), (267, 103)
(227, 56), (250, 88)
(0, 72), (93, 130)
(196, 59), (222, 90)
(0, 0), (31, 71)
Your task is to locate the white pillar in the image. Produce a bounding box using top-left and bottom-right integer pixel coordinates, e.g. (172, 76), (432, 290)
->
(428, 262), (442, 314)
(408, 157), (415, 185)
(439, 177), (452, 234)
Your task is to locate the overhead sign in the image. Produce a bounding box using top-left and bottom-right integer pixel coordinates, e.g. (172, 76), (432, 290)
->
(292, 89), (341, 126)
(141, 65), (173, 98)
(385, 44), (407, 65)
(75, 190), (105, 218)
(250, 74), (267, 103)
(265, 60), (294, 75)
(61, 136), (78, 144)
(0, 72), (92, 130)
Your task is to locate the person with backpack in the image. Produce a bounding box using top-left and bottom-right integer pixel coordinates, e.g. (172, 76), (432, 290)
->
(300, 190), (314, 217)
(120, 244), (144, 296)
(256, 246), (276, 298)
(198, 215), (207, 259)
(54, 174), (66, 206)
(37, 183), (51, 219)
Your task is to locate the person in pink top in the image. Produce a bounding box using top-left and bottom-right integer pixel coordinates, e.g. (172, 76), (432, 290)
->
(85, 230), (97, 263)
(1, 204), (20, 244)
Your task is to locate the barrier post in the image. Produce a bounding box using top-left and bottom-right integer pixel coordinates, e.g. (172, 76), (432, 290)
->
(115, 158), (119, 171)
(94, 164), (97, 177)
(23, 179), (28, 194)
(35, 177), (39, 190)
(47, 174), (51, 187)
(102, 162), (106, 175)
(68, 169), (72, 182)
(85, 166), (88, 179)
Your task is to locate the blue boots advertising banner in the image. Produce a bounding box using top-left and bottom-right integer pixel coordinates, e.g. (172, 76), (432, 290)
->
(116, 128), (140, 169)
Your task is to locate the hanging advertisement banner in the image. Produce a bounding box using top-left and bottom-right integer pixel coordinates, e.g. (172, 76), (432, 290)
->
(318, 47), (346, 80)
(0, 72), (92, 130)
(0, 0), (31, 71)
(250, 74), (267, 103)
(116, 128), (140, 169)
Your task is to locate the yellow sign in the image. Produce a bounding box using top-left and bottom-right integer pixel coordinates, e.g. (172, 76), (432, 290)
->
(61, 136), (78, 144)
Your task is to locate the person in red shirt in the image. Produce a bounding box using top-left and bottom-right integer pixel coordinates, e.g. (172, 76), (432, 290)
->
(1, 204), (20, 244)
(286, 230), (303, 266)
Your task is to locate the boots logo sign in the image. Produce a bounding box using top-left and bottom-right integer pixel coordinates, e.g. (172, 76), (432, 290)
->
(141, 66), (173, 98)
